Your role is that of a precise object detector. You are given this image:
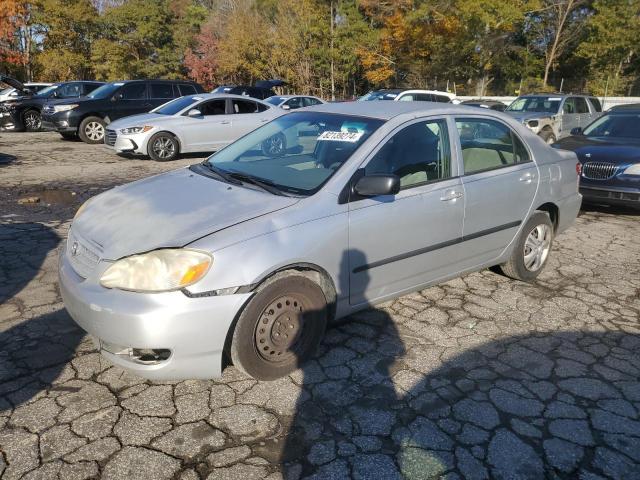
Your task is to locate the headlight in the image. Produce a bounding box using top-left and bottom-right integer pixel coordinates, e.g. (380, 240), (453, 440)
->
(53, 104), (79, 113)
(527, 120), (539, 128)
(119, 126), (154, 135)
(100, 249), (212, 292)
(623, 164), (640, 175)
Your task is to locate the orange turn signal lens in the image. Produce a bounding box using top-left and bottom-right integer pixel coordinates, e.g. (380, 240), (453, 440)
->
(180, 261), (210, 286)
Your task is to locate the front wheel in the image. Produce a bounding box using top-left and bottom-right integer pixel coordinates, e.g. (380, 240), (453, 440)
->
(147, 132), (179, 161)
(498, 211), (554, 282)
(79, 116), (106, 144)
(230, 273), (328, 380)
(23, 109), (41, 132)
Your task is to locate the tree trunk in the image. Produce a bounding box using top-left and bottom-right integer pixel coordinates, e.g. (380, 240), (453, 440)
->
(543, 0), (575, 87)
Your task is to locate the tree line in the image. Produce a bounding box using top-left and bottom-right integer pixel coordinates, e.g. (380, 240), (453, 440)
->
(1, 0), (639, 98)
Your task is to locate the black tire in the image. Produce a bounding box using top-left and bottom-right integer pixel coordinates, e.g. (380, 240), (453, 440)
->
(230, 273), (328, 380)
(60, 132), (78, 141)
(261, 132), (287, 157)
(498, 211), (554, 282)
(539, 129), (556, 145)
(147, 132), (180, 161)
(78, 116), (106, 144)
(22, 109), (41, 132)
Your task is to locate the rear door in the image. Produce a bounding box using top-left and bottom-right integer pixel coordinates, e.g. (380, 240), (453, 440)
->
(229, 98), (272, 140)
(560, 97), (580, 137)
(112, 83), (150, 120)
(575, 97), (591, 128)
(180, 98), (231, 151)
(348, 117), (466, 304)
(456, 117), (538, 267)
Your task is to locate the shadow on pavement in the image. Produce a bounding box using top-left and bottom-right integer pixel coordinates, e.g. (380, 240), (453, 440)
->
(279, 251), (640, 479)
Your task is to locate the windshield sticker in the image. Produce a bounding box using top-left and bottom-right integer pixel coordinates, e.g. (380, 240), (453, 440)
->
(317, 131), (364, 142)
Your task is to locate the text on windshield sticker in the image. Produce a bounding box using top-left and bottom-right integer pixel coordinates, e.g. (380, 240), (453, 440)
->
(317, 131), (364, 142)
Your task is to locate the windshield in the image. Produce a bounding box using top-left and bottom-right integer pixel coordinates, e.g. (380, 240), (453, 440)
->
(583, 114), (640, 139)
(35, 85), (59, 97)
(87, 82), (123, 99)
(507, 96), (561, 114)
(152, 96), (201, 115)
(358, 91), (400, 101)
(265, 96), (285, 105)
(205, 111), (383, 195)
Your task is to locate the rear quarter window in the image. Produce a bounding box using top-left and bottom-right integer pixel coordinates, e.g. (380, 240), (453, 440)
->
(179, 84), (197, 96)
(150, 83), (174, 99)
(589, 97), (602, 112)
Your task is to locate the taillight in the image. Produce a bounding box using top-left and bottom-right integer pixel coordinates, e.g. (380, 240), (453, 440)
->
(576, 162), (582, 176)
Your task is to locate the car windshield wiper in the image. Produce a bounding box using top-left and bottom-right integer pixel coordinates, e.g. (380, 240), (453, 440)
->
(226, 171), (288, 196)
(196, 162), (242, 186)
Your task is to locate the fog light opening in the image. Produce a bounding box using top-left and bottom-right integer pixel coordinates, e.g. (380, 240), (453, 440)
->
(131, 348), (171, 365)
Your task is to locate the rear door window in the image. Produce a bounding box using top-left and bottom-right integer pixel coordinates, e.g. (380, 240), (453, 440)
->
(83, 83), (102, 95)
(150, 83), (174, 99)
(178, 84), (197, 96)
(575, 97), (590, 114)
(121, 83), (147, 100)
(588, 97), (602, 112)
(456, 118), (530, 174)
(232, 99), (260, 114)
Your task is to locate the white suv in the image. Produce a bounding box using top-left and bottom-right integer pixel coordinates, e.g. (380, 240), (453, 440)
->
(359, 89), (455, 103)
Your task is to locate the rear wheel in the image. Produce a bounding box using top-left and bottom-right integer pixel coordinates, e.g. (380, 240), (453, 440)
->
(498, 211), (553, 282)
(539, 128), (556, 145)
(79, 116), (106, 144)
(22, 109), (41, 132)
(230, 273), (328, 380)
(147, 132), (179, 161)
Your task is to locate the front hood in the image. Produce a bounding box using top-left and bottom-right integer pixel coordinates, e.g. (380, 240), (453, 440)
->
(108, 113), (167, 129)
(72, 168), (299, 260)
(0, 74), (27, 93)
(553, 137), (640, 165)
(504, 111), (553, 123)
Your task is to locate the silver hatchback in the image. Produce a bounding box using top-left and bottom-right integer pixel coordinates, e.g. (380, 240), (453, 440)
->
(59, 102), (582, 380)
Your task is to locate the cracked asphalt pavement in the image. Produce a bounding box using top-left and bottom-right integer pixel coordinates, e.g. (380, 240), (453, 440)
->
(1, 132), (639, 480)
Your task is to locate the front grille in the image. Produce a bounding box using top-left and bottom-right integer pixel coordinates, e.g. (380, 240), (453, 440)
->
(42, 105), (54, 116)
(66, 230), (101, 278)
(105, 129), (117, 146)
(582, 162), (617, 180)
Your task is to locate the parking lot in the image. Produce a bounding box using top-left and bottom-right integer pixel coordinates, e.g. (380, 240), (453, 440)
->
(0, 131), (639, 479)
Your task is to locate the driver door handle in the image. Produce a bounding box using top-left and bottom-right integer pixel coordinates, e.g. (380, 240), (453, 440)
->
(440, 189), (463, 202)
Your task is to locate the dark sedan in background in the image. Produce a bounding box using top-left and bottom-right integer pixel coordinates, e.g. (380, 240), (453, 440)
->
(553, 108), (640, 209)
(460, 99), (507, 111)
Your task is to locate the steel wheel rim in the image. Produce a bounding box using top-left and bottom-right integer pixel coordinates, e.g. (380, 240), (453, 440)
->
(523, 224), (551, 272)
(265, 134), (284, 155)
(255, 295), (306, 363)
(85, 122), (104, 141)
(152, 137), (175, 159)
(25, 112), (40, 130)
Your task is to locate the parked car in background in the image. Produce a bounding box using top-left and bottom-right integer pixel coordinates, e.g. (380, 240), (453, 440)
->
(41, 79), (205, 143)
(0, 80), (104, 131)
(553, 108), (640, 209)
(105, 94), (286, 161)
(358, 89), (455, 103)
(211, 85), (235, 94)
(460, 99), (507, 111)
(609, 103), (640, 111)
(0, 82), (52, 102)
(212, 85), (275, 100)
(505, 93), (602, 144)
(265, 95), (325, 110)
(60, 102), (581, 381)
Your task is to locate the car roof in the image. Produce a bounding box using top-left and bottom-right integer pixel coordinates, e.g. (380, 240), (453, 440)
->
(107, 79), (198, 84)
(610, 103), (640, 112)
(269, 95), (319, 99)
(302, 101), (493, 120)
(188, 93), (272, 103)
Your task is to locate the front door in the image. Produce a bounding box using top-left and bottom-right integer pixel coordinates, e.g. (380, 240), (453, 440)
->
(455, 117), (538, 267)
(560, 97), (581, 138)
(348, 117), (465, 305)
(180, 98), (231, 151)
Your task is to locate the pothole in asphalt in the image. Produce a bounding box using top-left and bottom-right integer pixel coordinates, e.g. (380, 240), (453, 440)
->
(17, 188), (78, 206)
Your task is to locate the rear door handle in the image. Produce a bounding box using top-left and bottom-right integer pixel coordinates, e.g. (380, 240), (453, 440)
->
(519, 172), (535, 183)
(440, 190), (463, 202)
(220, 120), (231, 125)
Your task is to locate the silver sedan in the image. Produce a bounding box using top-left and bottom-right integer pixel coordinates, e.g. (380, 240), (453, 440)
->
(60, 102), (582, 380)
(104, 94), (286, 161)
(264, 95), (325, 110)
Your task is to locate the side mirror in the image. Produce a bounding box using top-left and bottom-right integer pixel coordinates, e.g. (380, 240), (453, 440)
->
(570, 127), (583, 135)
(281, 104), (291, 110)
(354, 174), (400, 197)
(187, 108), (202, 118)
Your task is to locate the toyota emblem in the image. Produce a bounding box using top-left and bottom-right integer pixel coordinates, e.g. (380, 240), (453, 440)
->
(71, 241), (79, 256)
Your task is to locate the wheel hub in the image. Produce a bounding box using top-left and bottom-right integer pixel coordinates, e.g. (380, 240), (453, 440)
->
(255, 295), (304, 362)
(524, 224), (551, 272)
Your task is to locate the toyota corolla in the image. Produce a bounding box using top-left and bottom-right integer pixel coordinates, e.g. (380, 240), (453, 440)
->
(59, 102), (582, 381)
